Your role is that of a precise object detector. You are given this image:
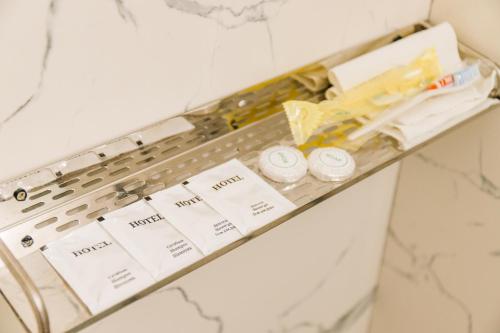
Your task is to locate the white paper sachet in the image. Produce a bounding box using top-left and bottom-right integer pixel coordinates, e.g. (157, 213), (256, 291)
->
(183, 159), (297, 235)
(99, 200), (203, 280)
(147, 184), (242, 255)
(41, 222), (154, 314)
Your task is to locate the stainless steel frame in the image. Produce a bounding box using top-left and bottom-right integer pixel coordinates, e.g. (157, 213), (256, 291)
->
(0, 239), (49, 333)
(0, 21), (498, 332)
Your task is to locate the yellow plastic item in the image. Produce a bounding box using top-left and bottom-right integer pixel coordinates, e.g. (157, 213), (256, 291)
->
(296, 121), (379, 156)
(284, 48), (443, 145)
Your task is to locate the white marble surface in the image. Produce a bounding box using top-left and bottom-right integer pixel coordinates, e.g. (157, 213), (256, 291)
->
(0, 294), (25, 333)
(370, 3), (500, 331)
(370, 106), (500, 333)
(0, 0), (429, 181)
(431, 0), (500, 64)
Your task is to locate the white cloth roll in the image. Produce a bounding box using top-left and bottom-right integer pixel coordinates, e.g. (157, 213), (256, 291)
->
(328, 22), (462, 93)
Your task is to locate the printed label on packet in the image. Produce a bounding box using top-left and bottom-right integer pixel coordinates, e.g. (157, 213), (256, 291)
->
(183, 159), (297, 235)
(99, 200), (203, 280)
(147, 184), (242, 255)
(41, 222), (154, 314)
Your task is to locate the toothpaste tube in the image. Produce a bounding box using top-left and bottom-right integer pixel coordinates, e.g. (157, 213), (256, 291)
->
(348, 63), (481, 141)
(427, 64), (480, 90)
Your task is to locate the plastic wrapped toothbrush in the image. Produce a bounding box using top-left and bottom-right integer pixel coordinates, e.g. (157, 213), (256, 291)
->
(283, 49), (442, 145)
(347, 63), (481, 141)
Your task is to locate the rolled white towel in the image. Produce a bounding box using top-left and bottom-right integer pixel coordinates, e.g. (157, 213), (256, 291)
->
(328, 22), (461, 93)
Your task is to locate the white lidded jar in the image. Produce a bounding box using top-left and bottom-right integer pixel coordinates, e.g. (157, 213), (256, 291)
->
(308, 147), (356, 182)
(258, 146), (308, 183)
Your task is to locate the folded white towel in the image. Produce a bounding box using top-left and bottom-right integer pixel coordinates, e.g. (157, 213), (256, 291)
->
(380, 73), (498, 150)
(322, 22), (498, 150)
(328, 22), (461, 96)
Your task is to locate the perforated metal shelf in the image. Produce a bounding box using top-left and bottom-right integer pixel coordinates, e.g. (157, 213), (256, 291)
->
(0, 22), (498, 333)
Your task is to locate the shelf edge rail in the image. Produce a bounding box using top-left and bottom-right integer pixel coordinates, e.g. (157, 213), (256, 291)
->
(0, 238), (50, 333)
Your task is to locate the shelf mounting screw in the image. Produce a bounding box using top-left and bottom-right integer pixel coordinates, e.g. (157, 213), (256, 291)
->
(21, 235), (34, 248)
(13, 188), (27, 201)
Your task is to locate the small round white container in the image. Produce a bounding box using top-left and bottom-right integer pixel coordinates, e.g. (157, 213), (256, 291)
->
(308, 147), (355, 182)
(259, 146), (308, 183)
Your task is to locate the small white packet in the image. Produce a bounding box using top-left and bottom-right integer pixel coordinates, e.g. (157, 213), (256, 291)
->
(42, 222), (154, 314)
(183, 159), (296, 234)
(99, 200), (203, 280)
(147, 184), (242, 255)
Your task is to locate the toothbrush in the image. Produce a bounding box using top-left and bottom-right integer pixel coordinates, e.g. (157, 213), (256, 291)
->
(347, 64), (481, 141)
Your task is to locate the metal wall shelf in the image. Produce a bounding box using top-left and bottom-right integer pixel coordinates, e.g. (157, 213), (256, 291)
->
(0, 22), (498, 333)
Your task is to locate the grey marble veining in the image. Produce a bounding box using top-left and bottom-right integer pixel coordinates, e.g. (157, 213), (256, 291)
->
(0, 0), (429, 181)
(371, 105), (500, 333)
(155, 286), (225, 332)
(273, 288), (376, 333)
(1, 0), (57, 128)
(113, 0), (137, 26)
(162, 0), (287, 29)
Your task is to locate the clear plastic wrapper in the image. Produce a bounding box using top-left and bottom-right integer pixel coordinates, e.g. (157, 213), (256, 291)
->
(284, 48), (442, 145)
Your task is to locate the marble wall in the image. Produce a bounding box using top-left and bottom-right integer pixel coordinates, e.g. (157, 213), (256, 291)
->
(370, 2), (500, 332)
(0, 293), (24, 333)
(0, 0), (429, 181)
(430, 0), (500, 64)
(370, 106), (500, 333)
